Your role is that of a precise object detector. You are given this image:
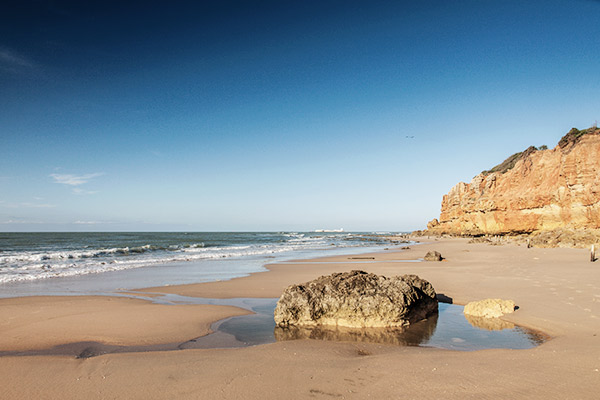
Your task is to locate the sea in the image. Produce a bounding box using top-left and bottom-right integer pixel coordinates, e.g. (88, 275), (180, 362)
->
(0, 231), (402, 298)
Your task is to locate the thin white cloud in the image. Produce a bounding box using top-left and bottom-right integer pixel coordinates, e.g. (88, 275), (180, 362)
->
(0, 219), (45, 224)
(19, 202), (56, 208)
(50, 172), (103, 186)
(0, 48), (34, 73)
(0, 201), (55, 209)
(72, 188), (99, 195)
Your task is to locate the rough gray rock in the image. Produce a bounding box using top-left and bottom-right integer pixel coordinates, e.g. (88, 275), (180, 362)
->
(424, 251), (443, 261)
(274, 270), (438, 329)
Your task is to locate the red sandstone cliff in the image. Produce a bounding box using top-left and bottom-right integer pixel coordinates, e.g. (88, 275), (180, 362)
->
(428, 127), (600, 235)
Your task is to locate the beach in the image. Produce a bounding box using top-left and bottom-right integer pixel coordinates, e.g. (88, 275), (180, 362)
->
(1, 237), (599, 399)
(5, 2), (600, 399)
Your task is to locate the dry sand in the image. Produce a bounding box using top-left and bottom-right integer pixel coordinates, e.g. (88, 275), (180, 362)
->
(1, 238), (599, 399)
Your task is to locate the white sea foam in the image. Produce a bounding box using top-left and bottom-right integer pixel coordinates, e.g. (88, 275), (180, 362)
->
(0, 232), (393, 285)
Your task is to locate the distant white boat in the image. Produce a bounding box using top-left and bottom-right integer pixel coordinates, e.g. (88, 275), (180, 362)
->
(314, 228), (344, 233)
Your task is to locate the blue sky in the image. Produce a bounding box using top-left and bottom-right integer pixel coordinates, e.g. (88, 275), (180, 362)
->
(1, 0), (599, 232)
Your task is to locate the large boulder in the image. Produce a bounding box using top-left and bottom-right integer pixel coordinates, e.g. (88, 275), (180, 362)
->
(274, 270), (438, 329)
(463, 298), (516, 318)
(427, 218), (440, 230)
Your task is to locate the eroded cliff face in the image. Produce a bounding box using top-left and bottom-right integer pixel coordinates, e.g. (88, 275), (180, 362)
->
(428, 128), (600, 235)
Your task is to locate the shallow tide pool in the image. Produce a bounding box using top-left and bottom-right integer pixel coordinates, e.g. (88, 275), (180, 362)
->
(0, 296), (547, 359)
(164, 296), (547, 352)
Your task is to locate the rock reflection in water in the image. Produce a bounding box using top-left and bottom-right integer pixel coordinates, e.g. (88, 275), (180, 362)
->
(464, 314), (515, 331)
(0, 299), (548, 358)
(274, 312), (439, 346)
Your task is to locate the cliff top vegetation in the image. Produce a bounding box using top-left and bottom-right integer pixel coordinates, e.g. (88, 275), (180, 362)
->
(482, 125), (599, 176)
(558, 126), (600, 149)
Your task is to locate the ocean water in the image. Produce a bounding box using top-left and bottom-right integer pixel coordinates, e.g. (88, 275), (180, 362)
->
(0, 232), (401, 297)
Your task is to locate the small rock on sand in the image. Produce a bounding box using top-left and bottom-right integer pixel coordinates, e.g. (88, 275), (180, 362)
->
(463, 298), (516, 318)
(424, 251), (443, 261)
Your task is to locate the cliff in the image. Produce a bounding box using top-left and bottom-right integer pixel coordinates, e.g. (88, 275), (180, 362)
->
(427, 127), (600, 236)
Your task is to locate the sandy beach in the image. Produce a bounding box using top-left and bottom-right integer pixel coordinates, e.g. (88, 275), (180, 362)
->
(5, 1), (600, 399)
(1, 237), (599, 399)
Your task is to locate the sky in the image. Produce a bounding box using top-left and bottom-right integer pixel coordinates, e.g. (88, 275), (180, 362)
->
(1, 0), (599, 232)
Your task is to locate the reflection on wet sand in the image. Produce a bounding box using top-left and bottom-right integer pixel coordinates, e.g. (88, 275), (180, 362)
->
(274, 312), (439, 346)
(464, 314), (515, 331)
(273, 302), (548, 350)
(0, 299), (548, 358)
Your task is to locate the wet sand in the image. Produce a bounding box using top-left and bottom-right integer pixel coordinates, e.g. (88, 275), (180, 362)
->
(1, 237), (599, 399)
(0, 296), (249, 352)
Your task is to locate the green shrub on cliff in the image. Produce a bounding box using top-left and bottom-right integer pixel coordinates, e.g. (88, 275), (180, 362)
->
(482, 125), (599, 176)
(482, 146), (538, 175)
(558, 127), (599, 149)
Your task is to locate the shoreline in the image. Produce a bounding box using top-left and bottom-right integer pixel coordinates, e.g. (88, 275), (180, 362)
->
(1, 237), (599, 399)
(0, 234), (400, 299)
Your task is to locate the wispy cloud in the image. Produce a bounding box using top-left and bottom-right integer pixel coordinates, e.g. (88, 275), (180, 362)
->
(72, 188), (99, 195)
(50, 172), (103, 186)
(19, 202), (56, 208)
(0, 200), (55, 209)
(0, 219), (45, 225)
(0, 47), (35, 74)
